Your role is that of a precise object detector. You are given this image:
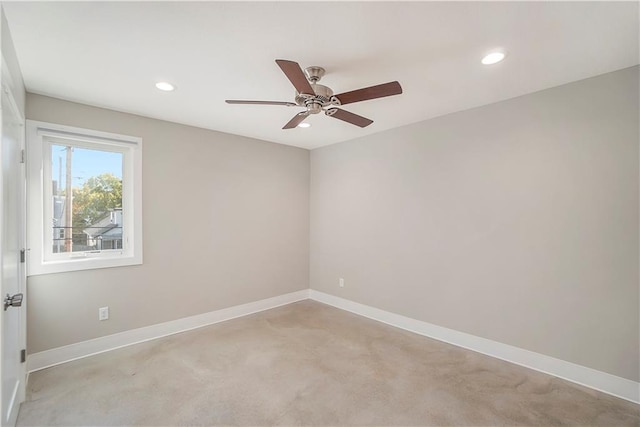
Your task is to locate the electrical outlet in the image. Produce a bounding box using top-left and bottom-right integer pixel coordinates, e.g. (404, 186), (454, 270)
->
(98, 306), (109, 321)
(339, 277), (345, 288)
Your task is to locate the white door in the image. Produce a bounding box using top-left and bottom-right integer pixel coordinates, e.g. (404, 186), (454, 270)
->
(0, 82), (26, 426)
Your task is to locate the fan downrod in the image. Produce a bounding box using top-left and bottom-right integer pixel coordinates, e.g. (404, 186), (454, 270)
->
(304, 66), (325, 83)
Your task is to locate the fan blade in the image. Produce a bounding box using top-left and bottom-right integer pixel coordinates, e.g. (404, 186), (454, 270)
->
(334, 81), (402, 105)
(326, 108), (373, 128)
(226, 100), (298, 107)
(276, 59), (315, 96)
(283, 111), (310, 129)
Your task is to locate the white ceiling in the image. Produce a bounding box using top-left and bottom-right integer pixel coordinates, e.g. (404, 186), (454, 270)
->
(4, 2), (638, 149)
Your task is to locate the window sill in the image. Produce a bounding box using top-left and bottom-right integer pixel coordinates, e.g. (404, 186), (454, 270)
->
(28, 254), (142, 276)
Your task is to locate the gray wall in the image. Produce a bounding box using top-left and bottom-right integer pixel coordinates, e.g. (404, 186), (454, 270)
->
(27, 67), (639, 383)
(26, 94), (310, 353)
(310, 67), (639, 382)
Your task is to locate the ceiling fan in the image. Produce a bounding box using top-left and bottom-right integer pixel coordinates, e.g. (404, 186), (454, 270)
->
(226, 59), (403, 129)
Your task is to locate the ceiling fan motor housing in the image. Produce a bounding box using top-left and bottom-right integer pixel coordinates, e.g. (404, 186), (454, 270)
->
(295, 83), (334, 111)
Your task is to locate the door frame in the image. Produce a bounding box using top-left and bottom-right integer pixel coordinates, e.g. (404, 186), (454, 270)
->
(0, 58), (27, 425)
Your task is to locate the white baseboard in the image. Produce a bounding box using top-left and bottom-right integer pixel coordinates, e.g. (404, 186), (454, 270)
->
(27, 289), (310, 373)
(308, 290), (640, 405)
(27, 288), (639, 405)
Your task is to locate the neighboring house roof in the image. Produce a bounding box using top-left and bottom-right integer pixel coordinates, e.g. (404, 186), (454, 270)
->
(83, 209), (123, 240)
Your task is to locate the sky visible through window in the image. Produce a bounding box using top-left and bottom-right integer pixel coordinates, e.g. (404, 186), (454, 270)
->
(51, 145), (123, 188)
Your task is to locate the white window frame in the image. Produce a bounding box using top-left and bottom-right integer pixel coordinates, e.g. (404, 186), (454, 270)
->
(26, 120), (142, 275)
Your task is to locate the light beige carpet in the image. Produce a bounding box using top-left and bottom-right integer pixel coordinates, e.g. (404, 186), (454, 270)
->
(17, 300), (639, 426)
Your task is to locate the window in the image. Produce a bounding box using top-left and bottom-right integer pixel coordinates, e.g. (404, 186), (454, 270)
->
(27, 121), (142, 275)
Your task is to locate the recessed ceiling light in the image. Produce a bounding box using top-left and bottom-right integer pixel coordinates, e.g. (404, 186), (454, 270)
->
(155, 81), (175, 91)
(298, 123), (311, 128)
(481, 51), (506, 65)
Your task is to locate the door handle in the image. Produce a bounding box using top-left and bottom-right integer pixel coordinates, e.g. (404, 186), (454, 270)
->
(4, 293), (23, 311)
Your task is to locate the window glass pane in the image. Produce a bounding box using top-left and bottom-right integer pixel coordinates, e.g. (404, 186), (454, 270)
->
(51, 144), (123, 253)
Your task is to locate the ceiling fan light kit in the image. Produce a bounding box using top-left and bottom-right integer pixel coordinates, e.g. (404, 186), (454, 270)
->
(226, 59), (403, 130)
(482, 51), (506, 65)
(155, 81), (175, 91)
